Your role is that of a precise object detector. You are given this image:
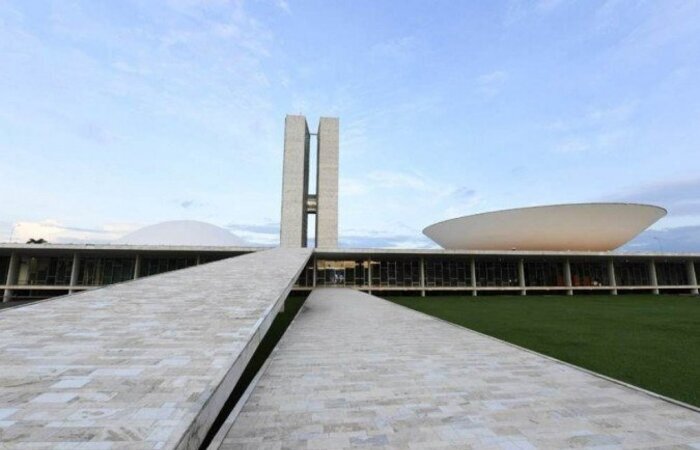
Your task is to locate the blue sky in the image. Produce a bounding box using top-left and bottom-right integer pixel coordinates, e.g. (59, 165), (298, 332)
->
(1, 0), (700, 250)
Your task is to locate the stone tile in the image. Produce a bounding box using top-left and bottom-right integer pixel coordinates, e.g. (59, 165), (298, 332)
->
(219, 288), (700, 449)
(0, 248), (311, 449)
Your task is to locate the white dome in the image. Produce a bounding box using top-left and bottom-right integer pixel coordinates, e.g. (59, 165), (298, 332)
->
(113, 220), (247, 246)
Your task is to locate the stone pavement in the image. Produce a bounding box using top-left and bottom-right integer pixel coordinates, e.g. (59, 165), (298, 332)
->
(0, 247), (311, 449)
(220, 288), (700, 449)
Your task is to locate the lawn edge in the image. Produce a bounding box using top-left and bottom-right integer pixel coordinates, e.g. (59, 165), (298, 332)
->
(381, 295), (700, 414)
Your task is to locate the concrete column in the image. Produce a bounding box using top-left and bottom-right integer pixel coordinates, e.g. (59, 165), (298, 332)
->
(133, 254), (141, 280)
(312, 255), (317, 288)
(564, 259), (573, 296)
(420, 258), (425, 297)
(687, 260), (698, 295)
(367, 256), (372, 295)
(3, 252), (19, 303)
(518, 259), (526, 296)
(649, 260), (659, 295)
(608, 259), (617, 295)
(69, 252), (80, 294)
(280, 115), (310, 248)
(315, 117), (339, 248)
(470, 258), (477, 297)
(196, 255), (201, 265)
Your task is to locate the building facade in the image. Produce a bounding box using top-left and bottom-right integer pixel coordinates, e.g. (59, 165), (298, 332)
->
(1, 245), (699, 301)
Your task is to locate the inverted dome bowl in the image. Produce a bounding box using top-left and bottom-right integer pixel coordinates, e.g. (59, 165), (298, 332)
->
(423, 203), (666, 251)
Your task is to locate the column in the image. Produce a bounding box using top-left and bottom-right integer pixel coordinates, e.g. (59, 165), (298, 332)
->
(470, 258), (477, 297)
(312, 255), (317, 288)
(687, 260), (698, 295)
(196, 254), (201, 265)
(3, 252), (19, 303)
(315, 117), (339, 248)
(367, 256), (372, 295)
(649, 260), (659, 295)
(133, 254), (141, 280)
(518, 258), (526, 296)
(564, 259), (573, 296)
(608, 259), (617, 295)
(69, 252), (80, 294)
(420, 258), (425, 297)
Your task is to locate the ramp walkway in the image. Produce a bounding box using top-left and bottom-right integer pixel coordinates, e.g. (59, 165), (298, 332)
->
(219, 288), (700, 449)
(0, 247), (311, 449)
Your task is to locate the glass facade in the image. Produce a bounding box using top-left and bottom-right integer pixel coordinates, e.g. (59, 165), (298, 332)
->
(295, 261), (315, 288)
(316, 259), (369, 287)
(139, 257), (197, 277)
(425, 258), (471, 287)
(17, 256), (73, 286)
(0, 256), (10, 285)
(614, 261), (650, 286)
(370, 258), (421, 288)
(78, 257), (135, 286)
(570, 261), (609, 286)
(524, 261), (565, 287)
(475, 259), (518, 287)
(656, 262), (688, 286)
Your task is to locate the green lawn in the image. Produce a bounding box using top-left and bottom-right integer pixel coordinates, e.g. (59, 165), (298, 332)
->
(385, 294), (700, 407)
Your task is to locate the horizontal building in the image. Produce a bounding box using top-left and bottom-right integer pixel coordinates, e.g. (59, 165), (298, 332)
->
(2, 244), (699, 302)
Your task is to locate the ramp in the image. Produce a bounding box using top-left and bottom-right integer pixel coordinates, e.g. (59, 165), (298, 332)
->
(218, 288), (700, 449)
(0, 248), (311, 449)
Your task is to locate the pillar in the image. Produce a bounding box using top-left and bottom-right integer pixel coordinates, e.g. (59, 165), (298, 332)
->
(315, 117), (339, 248)
(518, 258), (526, 296)
(649, 260), (659, 295)
(470, 258), (477, 297)
(3, 252), (19, 303)
(420, 258), (425, 297)
(367, 256), (372, 295)
(312, 255), (317, 288)
(608, 259), (617, 295)
(564, 259), (573, 296)
(280, 115), (310, 248)
(69, 252), (80, 294)
(196, 254), (201, 265)
(687, 260), (698, 295)
(133, 254), (141, 280)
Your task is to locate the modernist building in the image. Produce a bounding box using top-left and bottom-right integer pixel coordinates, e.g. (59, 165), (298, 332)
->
(280, 115), (339, 248)
(1, 115), (699, 302)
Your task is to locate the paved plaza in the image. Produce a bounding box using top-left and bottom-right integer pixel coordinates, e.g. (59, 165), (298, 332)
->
(220, 288), (700, 449)
(0, 248), (311, 449)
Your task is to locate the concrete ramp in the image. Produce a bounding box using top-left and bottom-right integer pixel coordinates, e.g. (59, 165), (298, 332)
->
(219, 288), (700, 449)
(0, 248), (311, 449)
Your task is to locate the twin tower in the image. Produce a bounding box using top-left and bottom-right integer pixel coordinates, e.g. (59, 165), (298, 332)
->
(280, 115), (339, 248)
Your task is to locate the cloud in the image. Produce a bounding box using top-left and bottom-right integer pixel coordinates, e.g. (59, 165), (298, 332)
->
(475, 70), (509, 97)
(340, 230), (436, 249)
(450, 187), (476, 201)
(367, 170), (429, 191)
(621, 225), (700, 253)
(548, 102), (637, 154)
(3, 220), (137, 244)
(608, 176), (700, 217)
(369, 37), (419, 64)
(226, 221), (279, 246)
(179, 199), (205, 209)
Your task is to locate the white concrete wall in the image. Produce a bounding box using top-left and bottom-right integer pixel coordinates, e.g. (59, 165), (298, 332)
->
(280, 115), (310, 248)
(315, 117), (339, 248)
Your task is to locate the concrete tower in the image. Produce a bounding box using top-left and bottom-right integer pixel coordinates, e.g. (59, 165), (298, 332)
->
(280, 115), (339, 248)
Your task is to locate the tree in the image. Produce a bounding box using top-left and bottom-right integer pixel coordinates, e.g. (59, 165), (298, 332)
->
(26, 238), (48, 244)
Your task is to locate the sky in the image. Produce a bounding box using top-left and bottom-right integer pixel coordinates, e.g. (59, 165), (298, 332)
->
(1, 0), (700, 251)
